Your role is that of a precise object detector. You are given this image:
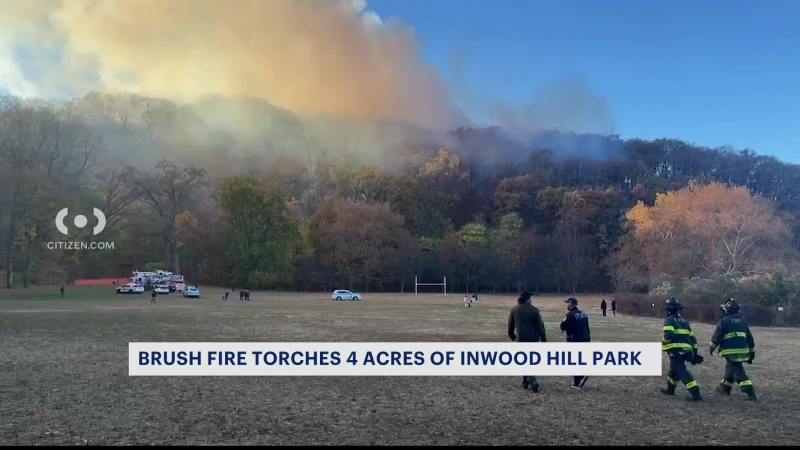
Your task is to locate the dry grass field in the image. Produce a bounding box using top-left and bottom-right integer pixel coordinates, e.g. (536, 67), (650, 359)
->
(0, 286), (798, 445)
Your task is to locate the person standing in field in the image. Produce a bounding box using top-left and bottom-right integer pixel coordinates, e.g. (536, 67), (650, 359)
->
(600, 298), (607, 316)
(240, 290), (245, 301)
(463, 294), (470, 307)
(60, 286), (65, 298)
(507, 290), (547, 392)
(611, 298), (617, 316)
(150, 289), (157, 305)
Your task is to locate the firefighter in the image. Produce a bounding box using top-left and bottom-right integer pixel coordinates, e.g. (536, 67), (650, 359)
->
(661, 296), (703, 401)
(710, 299), (757, 401)
(507, 291), (547, 392)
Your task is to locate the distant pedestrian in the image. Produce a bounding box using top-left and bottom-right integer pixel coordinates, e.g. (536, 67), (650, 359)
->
(463, 295), (470, 307)
(224, 290), (229, 300)
(611, 299), (617, 316)
(60, 286), (65, 298)
(600, 298), (607, 316)
(150, 289), (157, 305)
(471, 293), (478, 307)
(561, 297), (591, 389)
(240, 290), (244, 301)
(244, 289), (250, 301)
(508, 290), (547, 392)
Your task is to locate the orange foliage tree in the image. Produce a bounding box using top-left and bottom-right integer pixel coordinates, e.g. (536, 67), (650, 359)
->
(621, 181), (792, 285)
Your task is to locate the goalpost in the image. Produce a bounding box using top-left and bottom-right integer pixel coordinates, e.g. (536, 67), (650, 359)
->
(415, 276), (447, 295)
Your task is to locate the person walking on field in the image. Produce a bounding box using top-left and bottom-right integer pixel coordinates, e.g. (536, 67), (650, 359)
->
(661, 297), (703, 401)
(150, 289), (157, 305)
(561, 298), (591, 388)
(507, 291), (547, 392)
(600, 299), (607, 316)
(611, 299), (617, 316)
(710, 299), (757, 401)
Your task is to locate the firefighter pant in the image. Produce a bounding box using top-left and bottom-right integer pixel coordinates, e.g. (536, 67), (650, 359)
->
(721, 360), (754, 392)
(601, 308), (606, 316)
(666, 353), (699, 391)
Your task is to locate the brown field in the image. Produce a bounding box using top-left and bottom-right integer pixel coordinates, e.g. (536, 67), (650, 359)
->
(0, 287), (798, 445)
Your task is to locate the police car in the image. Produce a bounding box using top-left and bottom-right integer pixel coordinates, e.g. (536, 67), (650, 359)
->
(183, 286), (200, 298)
(116, 283), (145, 294)
(153, 284), (170, 294)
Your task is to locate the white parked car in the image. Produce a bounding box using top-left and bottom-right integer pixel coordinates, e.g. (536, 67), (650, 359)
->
(153, 285), (170, 294)
(332, 289), (361, 301)
(116, 283), (145, 294)
(183, 286), (200, 298)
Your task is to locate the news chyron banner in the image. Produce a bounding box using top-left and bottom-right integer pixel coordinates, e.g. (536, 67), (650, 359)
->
(129, 342), (662, 376)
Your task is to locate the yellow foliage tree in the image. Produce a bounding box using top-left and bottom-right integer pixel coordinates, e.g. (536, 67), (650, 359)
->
(624, 181), (791, 280)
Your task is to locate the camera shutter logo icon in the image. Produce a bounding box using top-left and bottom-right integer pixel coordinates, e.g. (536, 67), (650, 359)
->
(55, 208), (106, 236)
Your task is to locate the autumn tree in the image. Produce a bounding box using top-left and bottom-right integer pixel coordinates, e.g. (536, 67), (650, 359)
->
(619, 181), (792, 286)
(310, 199), (419, 291)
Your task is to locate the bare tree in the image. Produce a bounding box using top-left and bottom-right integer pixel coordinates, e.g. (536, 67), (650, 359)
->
(130, 159), (207, 273)
(43, 104), (100, 185)
(95, 161), (139, 235)
(140, 98), (176, 142)
(0, 97), (55, 287)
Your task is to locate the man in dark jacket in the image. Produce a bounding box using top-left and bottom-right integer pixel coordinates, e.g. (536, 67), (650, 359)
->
(710, 299), (757, 401)
(561, 298), (591, 388)
(600, 299), (607, 316)
(508, 291), (547, 392)
(611, 299), (617, 316)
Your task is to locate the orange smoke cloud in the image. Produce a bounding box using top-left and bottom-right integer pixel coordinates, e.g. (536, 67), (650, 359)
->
(0, 0), (466, 128)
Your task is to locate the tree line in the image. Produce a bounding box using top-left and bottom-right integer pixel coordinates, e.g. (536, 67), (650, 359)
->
(1, 93), (798, 305)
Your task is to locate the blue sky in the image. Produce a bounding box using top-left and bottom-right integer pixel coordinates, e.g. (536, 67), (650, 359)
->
(370, 0), (800, 163)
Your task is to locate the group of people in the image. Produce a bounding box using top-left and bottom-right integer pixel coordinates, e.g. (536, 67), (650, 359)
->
(463, 293), (478, 307)
(599, 298), (616, 316)
(223, 288), (250, 301)
(507, 292), (591, 391)
(506, 292), (758, 401)
(660, 296), (757, 401)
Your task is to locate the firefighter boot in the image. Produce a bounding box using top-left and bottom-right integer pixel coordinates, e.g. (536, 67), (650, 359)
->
(715, 383), (731, 396)
(686, 387), (702, 402)
(743, 386), (757, 402)
(659, 386), (675, 396)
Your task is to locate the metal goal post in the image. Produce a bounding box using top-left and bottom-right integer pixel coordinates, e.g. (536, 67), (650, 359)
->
(414, 276), (446, 295)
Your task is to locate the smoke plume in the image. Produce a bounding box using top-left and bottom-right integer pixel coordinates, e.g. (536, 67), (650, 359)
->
(0, 0), (465, 129)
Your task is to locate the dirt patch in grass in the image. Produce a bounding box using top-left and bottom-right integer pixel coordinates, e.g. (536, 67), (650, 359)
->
(0, 291), (797, 445)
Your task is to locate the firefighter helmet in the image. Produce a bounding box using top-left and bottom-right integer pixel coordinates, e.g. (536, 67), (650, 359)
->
(665, 296), (682, 313)
(721, 298), (740, 315)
